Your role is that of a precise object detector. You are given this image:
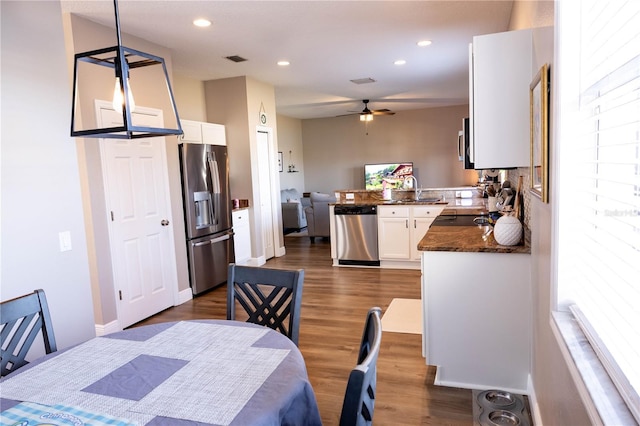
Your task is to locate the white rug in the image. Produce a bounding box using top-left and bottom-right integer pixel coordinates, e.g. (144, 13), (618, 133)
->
(381, 298), (422, 334)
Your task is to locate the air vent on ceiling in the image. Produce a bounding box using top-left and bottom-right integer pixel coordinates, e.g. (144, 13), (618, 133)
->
(350, 77), (377, 85)
(225, 55), (247, 63)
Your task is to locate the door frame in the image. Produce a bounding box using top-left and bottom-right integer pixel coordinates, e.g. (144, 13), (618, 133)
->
(255, 126), (284, 259)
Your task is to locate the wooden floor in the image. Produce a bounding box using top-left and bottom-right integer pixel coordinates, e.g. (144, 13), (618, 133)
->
(133, 236), (473, 425)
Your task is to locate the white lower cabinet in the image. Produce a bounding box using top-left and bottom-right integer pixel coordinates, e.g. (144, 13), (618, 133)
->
(410, 206), (443, 260)
(232, 209), (251, 265)
(378, 205), (444, 265)
(422, 250), (531, 392)
(378, 206), (411, 260)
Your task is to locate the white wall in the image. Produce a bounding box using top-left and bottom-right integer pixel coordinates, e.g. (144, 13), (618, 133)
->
(508, 1), (592, 424)
(276, 115), (305, 194)
(1, 1), (96, 354)
(173, 75), (207, 122)
(300, 105), (478, 194)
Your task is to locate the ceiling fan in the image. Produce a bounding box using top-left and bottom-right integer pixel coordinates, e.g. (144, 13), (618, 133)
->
(343, 100), (396, 121)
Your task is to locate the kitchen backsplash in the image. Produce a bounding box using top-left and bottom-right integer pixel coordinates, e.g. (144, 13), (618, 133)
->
(507, 168), (531, 228)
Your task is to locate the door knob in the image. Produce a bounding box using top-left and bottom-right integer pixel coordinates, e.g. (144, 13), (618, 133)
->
(161, 219), (170, 226)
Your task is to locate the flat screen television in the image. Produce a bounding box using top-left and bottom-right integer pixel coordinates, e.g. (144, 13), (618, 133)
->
(364, 162), (413, 190)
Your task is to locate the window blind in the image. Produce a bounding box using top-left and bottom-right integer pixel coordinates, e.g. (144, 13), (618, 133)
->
(557, 0), (640, 421)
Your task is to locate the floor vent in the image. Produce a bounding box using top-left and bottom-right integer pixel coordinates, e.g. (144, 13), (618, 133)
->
(472, 389), (532, 426)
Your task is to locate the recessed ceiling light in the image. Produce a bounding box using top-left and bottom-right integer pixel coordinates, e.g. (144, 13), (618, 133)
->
(277, 60), (290, 66)
(193, 18), (211, 28)
(394, 59), (406, 66)
(417, 40), (432, 47)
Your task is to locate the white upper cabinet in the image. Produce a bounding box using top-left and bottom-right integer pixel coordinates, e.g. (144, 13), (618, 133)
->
(179, 119), (226, 146)
(201, 122), (226, 146)
(180, 119), (203, 143)
(470, 28), (532, 169)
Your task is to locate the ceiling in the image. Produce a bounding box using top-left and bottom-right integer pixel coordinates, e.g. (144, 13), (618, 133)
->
(60, 0), (514, 120)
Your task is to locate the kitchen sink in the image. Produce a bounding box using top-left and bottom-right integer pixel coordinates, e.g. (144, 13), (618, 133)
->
(386, 198), (444, 204)
(431, 214), (490, 227)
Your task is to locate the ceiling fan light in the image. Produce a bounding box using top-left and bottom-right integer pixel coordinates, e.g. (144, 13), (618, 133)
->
(193, 18), (211, 27)
(360, 113), (373, 122)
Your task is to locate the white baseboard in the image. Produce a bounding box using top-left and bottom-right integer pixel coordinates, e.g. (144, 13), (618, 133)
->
(94, 320), (121, 337)
(176, 288), (193, 305)
(379, 260), (420, 270)
(528, 374), (542, 425)
(245, 256), (266, 267)
(433, 367), (528, 394)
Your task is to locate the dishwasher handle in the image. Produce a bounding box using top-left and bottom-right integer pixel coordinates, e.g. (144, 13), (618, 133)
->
(334, 205), (377, 215)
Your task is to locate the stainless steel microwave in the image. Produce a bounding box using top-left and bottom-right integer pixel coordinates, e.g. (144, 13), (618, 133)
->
(457, 117), (475, 170)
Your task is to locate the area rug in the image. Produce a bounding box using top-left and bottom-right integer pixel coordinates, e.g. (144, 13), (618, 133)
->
(381, 298), (422, 334)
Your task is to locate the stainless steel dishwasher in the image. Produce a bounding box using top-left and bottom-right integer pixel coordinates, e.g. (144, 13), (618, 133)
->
(334, 205), (380, 266)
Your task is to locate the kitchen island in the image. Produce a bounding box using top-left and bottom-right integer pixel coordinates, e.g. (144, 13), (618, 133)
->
(328, 186), (488, 269)
(419, 218), (531, 393)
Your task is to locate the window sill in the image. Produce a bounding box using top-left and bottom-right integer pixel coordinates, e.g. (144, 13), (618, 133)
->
(551, 312), (636, 425)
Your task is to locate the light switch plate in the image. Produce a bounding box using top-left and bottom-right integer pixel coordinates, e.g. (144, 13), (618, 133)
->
(59, 231), (72, 252)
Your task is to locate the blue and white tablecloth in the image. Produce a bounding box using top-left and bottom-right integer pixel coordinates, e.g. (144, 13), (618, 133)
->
(0, 321), (322, 426)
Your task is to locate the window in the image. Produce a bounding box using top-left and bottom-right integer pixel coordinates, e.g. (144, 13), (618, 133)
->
(556, 0), (640, 422)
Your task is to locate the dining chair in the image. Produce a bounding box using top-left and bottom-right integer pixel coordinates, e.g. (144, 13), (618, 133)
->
(339, 307), (383, 426)
(1, 289), (57, 377)
(227, 263), (304, 345)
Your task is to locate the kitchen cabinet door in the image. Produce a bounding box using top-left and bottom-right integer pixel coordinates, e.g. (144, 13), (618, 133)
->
(232, 209), (251, 265)
(411, 217), (435, 261)
(202, 122), (226, 146)
(179, 119), (203, 143)
(179, 120), (227, 146)
(471, 28), (532, 169)
(410, 206), (444, 260)
(377, 206), (410, 260)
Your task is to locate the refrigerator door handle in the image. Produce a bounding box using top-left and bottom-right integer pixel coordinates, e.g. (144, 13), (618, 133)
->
(207, 152), (221, 226)
(192, 233), (231, 247)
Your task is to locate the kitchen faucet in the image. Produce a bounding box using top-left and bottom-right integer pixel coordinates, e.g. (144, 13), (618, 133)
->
(404, 176), (421, 200)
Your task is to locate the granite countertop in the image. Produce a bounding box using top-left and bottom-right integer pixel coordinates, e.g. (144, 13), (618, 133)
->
(333, 198), (488, 209)
(418, 223), (531, 254)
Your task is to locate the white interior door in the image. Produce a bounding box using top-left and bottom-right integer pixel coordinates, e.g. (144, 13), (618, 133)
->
(257, 129), (275, 260)
(97, 101), (177, 328)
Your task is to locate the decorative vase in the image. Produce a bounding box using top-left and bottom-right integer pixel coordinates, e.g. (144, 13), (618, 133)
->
(493, 214), (523, 246)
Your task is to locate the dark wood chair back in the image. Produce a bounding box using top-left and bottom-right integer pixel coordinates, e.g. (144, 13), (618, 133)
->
(339, 307), (383, 426)
(227, 263), (304, 345)
(1, 289), (57, 376)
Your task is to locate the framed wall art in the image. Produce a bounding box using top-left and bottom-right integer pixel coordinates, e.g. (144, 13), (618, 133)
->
(530, 63), (550, 202)
(278, 151), (283, 172)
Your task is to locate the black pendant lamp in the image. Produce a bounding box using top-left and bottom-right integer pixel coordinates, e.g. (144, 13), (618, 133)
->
(70, 0), (182, 139)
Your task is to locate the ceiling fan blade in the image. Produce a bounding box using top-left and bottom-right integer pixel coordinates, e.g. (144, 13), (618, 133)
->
(372, 110), (395, 115)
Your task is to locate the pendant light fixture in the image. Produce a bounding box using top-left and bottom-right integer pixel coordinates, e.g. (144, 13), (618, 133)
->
(70, 0), (182, 139)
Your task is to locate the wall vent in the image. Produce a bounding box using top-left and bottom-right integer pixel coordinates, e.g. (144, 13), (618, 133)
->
(350, 77), (377, 85)
(225, 55), (247, 63)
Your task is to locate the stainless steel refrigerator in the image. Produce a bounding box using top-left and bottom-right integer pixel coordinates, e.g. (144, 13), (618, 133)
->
(178, 143), (234, 295)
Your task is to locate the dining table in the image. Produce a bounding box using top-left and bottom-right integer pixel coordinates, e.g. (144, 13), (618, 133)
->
(0, 320), (322, 426)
